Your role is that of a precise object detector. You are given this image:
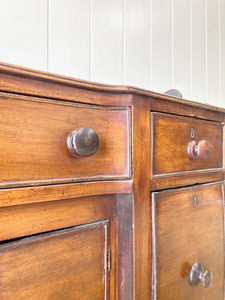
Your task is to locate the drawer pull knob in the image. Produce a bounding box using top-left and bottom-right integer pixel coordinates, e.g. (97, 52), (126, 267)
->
(187, 140), (210, 160)
(67, 127), (99, 157)
(189, 263), (213, 288)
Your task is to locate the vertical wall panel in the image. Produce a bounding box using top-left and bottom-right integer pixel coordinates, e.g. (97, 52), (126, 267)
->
(0, 0), (47, 70)
(151, 0), (173, 93)
(220, 0), (225, 107)
(48, 0), (90, 79)
(207, 0), (220, 106)
(91, 0), (123, 84)
(123, 0), (150, 89)
(191, 0), (207, 103)
(173, 0), (190, 99)
(0, 0), (225, 108)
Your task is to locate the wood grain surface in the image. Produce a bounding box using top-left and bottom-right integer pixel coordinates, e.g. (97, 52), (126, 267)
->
(132, 96), (151, 299)
(1, 62), (225, 118)
(1, 62), (225, 300)
(152, 182), (224, 300)
(0, 222), (110, 300)
(151, 169), (224, 191)
(0, 93), (130, 187)
(152, 112), (223, 175)
(0, 194), (117, 241)
(0, 180), (132, 207)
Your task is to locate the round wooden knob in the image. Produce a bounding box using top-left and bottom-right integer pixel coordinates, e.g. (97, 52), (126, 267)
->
(189, 263), (213, 288)
(187, 140), (210, 160)
(196, 140), (210, 160)
(67, 127), (99, 157)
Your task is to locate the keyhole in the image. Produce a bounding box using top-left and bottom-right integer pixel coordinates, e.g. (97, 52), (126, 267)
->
(193, 196), (197, 207)
(190, 128), (195, 139)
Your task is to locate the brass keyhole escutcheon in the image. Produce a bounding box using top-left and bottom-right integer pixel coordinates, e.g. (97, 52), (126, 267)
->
(193, 196), (197, 207)
(190, 128), (195, 139)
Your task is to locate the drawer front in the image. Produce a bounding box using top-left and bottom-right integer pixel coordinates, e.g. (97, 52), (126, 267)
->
(152, 183), (224, 299)
(0, 222), (110, 300)
(0, 94), (130, 187)
(152, 113), (223, 176)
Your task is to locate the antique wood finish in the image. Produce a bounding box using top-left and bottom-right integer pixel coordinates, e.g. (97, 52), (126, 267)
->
(0, 194), (117, 241)
(152, 183), (224, 300)
(117, 194), (133, 300)
(152, 112), (223, 176)
(0, 93), (130, 187)
(151, 169), (224, 191)
(149, 97), (224, 123)
(1, 62), (225, 299)
(0, 193), (134, 299)
(1, 62), (224, 121)
(0, 180), (132, 207)
(0, 222), (110, 300)
(132, 96), (151, 299)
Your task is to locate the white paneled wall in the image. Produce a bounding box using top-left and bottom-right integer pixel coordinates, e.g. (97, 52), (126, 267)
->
(221, 0), (225, 106)
(151, 0), (173, 92)
(173, 0), (190, 99)
(124, 0), (150, 88)
(91, 0), (123, 83)
(0, 0), (47, 70)
(48, 0), (90, 79)
(0, 0), (225, 107)
(191, 0), (206, 102)
(207, 0), (220, 106)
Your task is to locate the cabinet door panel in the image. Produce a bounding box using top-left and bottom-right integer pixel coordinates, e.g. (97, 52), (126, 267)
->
(0, 222), (109, 300)
(152, 183), (224, 299)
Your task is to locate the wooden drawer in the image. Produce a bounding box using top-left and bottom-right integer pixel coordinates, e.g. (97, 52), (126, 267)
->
(152, 113), (223, 176)
(0, 93), (130, 187)
(0, 222), (110, 299)
(152, 183), (224, 299)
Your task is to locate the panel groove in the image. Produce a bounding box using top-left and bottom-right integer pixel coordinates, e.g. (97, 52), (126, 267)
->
(47, 0), (49, 71)
(218, 0), (222, 106)
(205, 0), (208, 101)
(171, 0), (174, 88)
(189, 0), (193, 99)
(89, 0), (93, 80)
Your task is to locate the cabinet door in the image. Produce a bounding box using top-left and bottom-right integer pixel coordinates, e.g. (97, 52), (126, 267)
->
(0, 222), (110, 300)
(152, 183), (224, 300)
(0, 194), (133, 300)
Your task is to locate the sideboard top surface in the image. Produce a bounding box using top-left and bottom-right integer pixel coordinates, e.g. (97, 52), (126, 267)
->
(0, 61), (224, 116)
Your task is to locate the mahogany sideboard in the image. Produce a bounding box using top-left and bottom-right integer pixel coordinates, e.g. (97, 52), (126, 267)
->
(0, 62), (224, 300)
